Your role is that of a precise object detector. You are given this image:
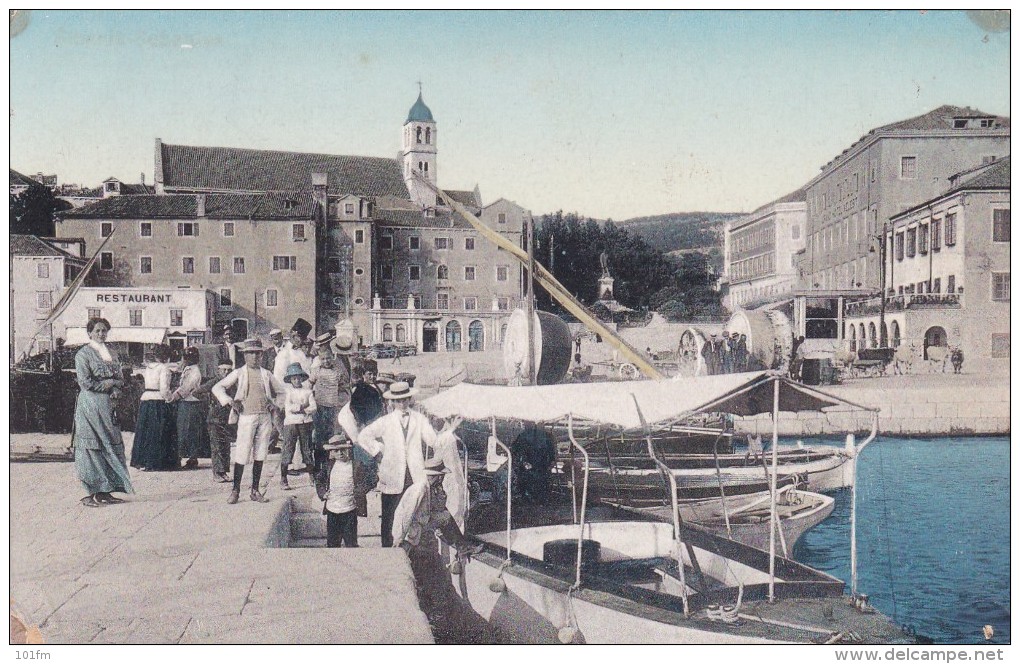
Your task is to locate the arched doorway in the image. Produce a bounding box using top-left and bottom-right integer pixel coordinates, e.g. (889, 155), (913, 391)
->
(468, 320), (484, 352)
(891, 321), (901, 348)
(500, 323), (508, 347)
(849, 325), (857, 352)
(923, 326), (947, 360)
(858, 323), (866, 349)
(880, 322), (889, 348)
(395, 324), (406, 343)
(445, 321), (462, 352)
(422, 321), (438, 353)
(382, 324), (393, 342)
(868, 322), (877, 348)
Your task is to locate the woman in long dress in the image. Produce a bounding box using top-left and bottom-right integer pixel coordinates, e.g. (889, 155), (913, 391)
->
(130, 344), (178, 471)
(73, 317), (134, 507)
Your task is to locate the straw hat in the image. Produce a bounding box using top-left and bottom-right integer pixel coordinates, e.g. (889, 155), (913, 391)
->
(424, 456), (449, 476)
(383, 381), (417, 400)
(241, 338), (265, 353)
(323, 434), (352, 451)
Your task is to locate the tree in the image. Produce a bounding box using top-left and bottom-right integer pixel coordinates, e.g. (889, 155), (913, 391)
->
(9, 185), (71, 236)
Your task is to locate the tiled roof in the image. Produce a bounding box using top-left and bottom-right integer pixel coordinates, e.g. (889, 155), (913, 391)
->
(948, 156), (1010, 194)
(159, 142), (410, 198)
(445, 189), (480, 207)
(60, 193), (316, 220)
(375, 208), (473, 230)
(9, 169), (38, 188)
(10, 234), (82, 260)
(119, 182), (154, 195)
(748, 185), (807, 217)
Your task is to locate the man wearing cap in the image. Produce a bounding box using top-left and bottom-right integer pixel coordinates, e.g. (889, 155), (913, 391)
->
(262, 329), (284, 372)
(218, 326), (243, 370)
(169, 346), (209, 470)
(273, 318), (313, 384)
(308, 331), (352, 474)
(357, 381), (438, 547)
(212, 339), (287, 504)
(195, 361), (235, 482)
(392, 455), (483, 554)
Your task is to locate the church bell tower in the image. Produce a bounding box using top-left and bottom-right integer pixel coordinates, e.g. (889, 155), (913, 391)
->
(402, 87), (437, 207)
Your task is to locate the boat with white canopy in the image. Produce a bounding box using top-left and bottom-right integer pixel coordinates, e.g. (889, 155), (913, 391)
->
(420, 371), (908, 644)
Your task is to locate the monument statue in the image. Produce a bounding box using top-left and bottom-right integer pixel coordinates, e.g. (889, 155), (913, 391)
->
(599, 251), (610, 278)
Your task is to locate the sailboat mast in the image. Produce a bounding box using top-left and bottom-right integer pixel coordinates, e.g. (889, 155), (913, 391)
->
(768, 376), (779, 603)
(526, 214), (536, 385)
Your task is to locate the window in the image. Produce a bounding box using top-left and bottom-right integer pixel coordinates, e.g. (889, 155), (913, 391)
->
(465, 237), (475, 250)
(436, 293), (449, 309)
(140, 256), (152, 274)
(992, 272), (1010, 301)
(791, 225), (800, 240)
(381, 265), (393, 281)
(36, 292), (51, 309)
(182, 257), (195, 274)
(170, 309), (183, 327)
(380, 235), (393, 250)
(918, 225), (929, 255)
(355, 229), (365, 243)
(979, 119), (994, 128)
(129, 309), (143, 326)
(36, 263), (49, 278)
(993, 209), (1010, 242)
(931, 219), (941, 251)
(900, 156), (917, 179)
(140, 222), (152, 237)
(409, 265), (421, 281)
(383, 324), (393, 342)
(209, 257), (221, 274)
(933, 278), (941, 293)
(437, 265), (449, 280)
(100, 222), (112, 237)
(464, 266), (476, 281)
(104, 181), (117, 193)
(953, 118), (968, 129)
(266, 289), (278, 307)
(415, 126), (422, 144)
(895, 232), (904, 261)
(272, 256), (297, 271)
(345, 203), (355, 215)
(409, 236), (420, 250)
(982, 155), (997, 164)
(233, 257), (246, 274)
(945, 213), (957, 246)
(292, 224), (305, 241)
(991, 334), (1010, 358)
(219, 289), (233, 308)
(497, 297), (510, 310)
(434, 237), (449, 250)
(177, 222), (199, 236)
(463, 296), (477, 311)
(223, 222), (235, 237)
(498, 213), (506, 224)
(947, 275), (956, 293)
(496, 265), (509, 282)
(87, 308), (101, 319)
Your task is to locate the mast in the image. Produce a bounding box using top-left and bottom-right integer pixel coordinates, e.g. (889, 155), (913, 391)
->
(768, 376), (779, 603)
(525, 214), (536, 385)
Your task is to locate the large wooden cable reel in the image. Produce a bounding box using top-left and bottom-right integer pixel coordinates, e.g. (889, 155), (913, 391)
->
(677, 328), (707, 377)
(503, 309), (573, 385)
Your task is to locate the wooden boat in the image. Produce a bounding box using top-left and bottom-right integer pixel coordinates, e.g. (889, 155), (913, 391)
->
(422, 372), (900, 644)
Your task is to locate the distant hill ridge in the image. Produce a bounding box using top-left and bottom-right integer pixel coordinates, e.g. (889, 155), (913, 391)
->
(537, 210), (744, 254)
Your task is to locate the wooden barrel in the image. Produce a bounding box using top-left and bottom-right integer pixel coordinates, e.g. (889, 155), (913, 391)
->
(503, 309), (573, 385)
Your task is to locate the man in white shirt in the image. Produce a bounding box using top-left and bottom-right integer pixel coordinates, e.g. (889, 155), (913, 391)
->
(357, 381), (437, 547)
(212, 339), (286, 504)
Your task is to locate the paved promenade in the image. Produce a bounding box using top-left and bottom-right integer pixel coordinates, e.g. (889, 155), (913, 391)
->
(10, 433), (433, 644)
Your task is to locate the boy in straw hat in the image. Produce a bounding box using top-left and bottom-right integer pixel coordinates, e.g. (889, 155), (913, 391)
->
(281, 362), (317, 489)
(212, 339), (287, 504)
(314, 435), (368, 548)
(356, 381), (437, 547)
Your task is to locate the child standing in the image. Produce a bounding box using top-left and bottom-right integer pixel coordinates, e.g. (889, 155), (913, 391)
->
(315, 434), (367, 547)
(281, 362), (316, 489)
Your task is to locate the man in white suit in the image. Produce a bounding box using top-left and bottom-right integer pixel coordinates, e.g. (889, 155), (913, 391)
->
(356, 381), (437, 547)
(213, 338), (287, 505)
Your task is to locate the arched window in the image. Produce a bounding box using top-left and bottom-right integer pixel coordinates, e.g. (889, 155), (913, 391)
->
(437, 265), (449, 280)
(416, 126), (422, 143)
(849, 325), (857, 352)
(445, 321), (461, 352)
(859, 323), (866, 347)
(500, 323), (508, 346)
(418, 161), (424, 172)
(423, 162), (429, 174)
(468, 320), (484, 352)
(382, 324), (393, 342)
(396, 324), (406, 343)
(425, 127), (431, 144)
(891, 321), (901, 348)
(868, 322), (877, 348)
(880, 322), (889, 348)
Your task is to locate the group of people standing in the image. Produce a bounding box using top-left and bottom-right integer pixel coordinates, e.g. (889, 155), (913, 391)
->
(700, 332), (751, 375)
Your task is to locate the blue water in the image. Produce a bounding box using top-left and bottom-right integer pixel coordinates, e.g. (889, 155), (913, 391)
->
(791, 437), (1010, 645)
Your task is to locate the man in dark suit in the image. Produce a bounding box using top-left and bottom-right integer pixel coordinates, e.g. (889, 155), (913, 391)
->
(217, 325), (242, 369)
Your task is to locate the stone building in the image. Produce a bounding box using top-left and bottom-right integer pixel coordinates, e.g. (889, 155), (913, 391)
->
(843, 157), (1010, 371)
(722, 187), (806, 310)
(10, 235), (88, 360)
(802, 105), (1009, 293)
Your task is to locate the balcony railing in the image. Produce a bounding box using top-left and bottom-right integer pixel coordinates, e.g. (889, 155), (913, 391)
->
(845, 293), (962, 317)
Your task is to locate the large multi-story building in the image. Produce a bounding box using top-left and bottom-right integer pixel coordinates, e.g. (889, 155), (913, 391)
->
(722, 187), (806, 310)
(10, 235), (88, 360)
(802, 105), (1009, 293)
(55, 92), (528, 351)
(843, 157), (1009, 370)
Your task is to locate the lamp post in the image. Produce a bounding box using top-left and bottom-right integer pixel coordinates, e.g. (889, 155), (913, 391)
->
(869, 222), (889, 347)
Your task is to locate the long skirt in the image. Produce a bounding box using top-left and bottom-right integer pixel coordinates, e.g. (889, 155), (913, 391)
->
(176, 401), (211, 458)
(73, 390), (135, 495)
(130, 400), (178, 470)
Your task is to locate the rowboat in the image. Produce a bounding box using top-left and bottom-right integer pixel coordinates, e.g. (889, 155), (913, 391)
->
(422, 371), (908, 644)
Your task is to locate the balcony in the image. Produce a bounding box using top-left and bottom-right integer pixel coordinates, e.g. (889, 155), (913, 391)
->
(845, 293), (963, 317)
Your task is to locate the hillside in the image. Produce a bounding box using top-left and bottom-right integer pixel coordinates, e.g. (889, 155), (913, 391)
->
(617, 211), (743, 254)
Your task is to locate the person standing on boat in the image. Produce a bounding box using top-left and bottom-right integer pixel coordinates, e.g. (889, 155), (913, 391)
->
(72, 317), (135, 507)
(170, 346), (209, 470)
(356, 381), (437, 547)
(130, 344), (178, 472)
(512, 423), (557, 504)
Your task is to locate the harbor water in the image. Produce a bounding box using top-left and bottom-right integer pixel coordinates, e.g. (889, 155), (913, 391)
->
(793, 436), (1010, 645)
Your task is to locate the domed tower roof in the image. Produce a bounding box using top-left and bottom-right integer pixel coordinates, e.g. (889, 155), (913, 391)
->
(406, 93), (434, 123)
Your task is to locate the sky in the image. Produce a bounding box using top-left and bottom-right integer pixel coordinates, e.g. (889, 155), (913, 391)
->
(8, 10), (1011, 220)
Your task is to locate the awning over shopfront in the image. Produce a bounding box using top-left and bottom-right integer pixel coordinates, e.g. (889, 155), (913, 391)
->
(65, 327), (168, 345)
